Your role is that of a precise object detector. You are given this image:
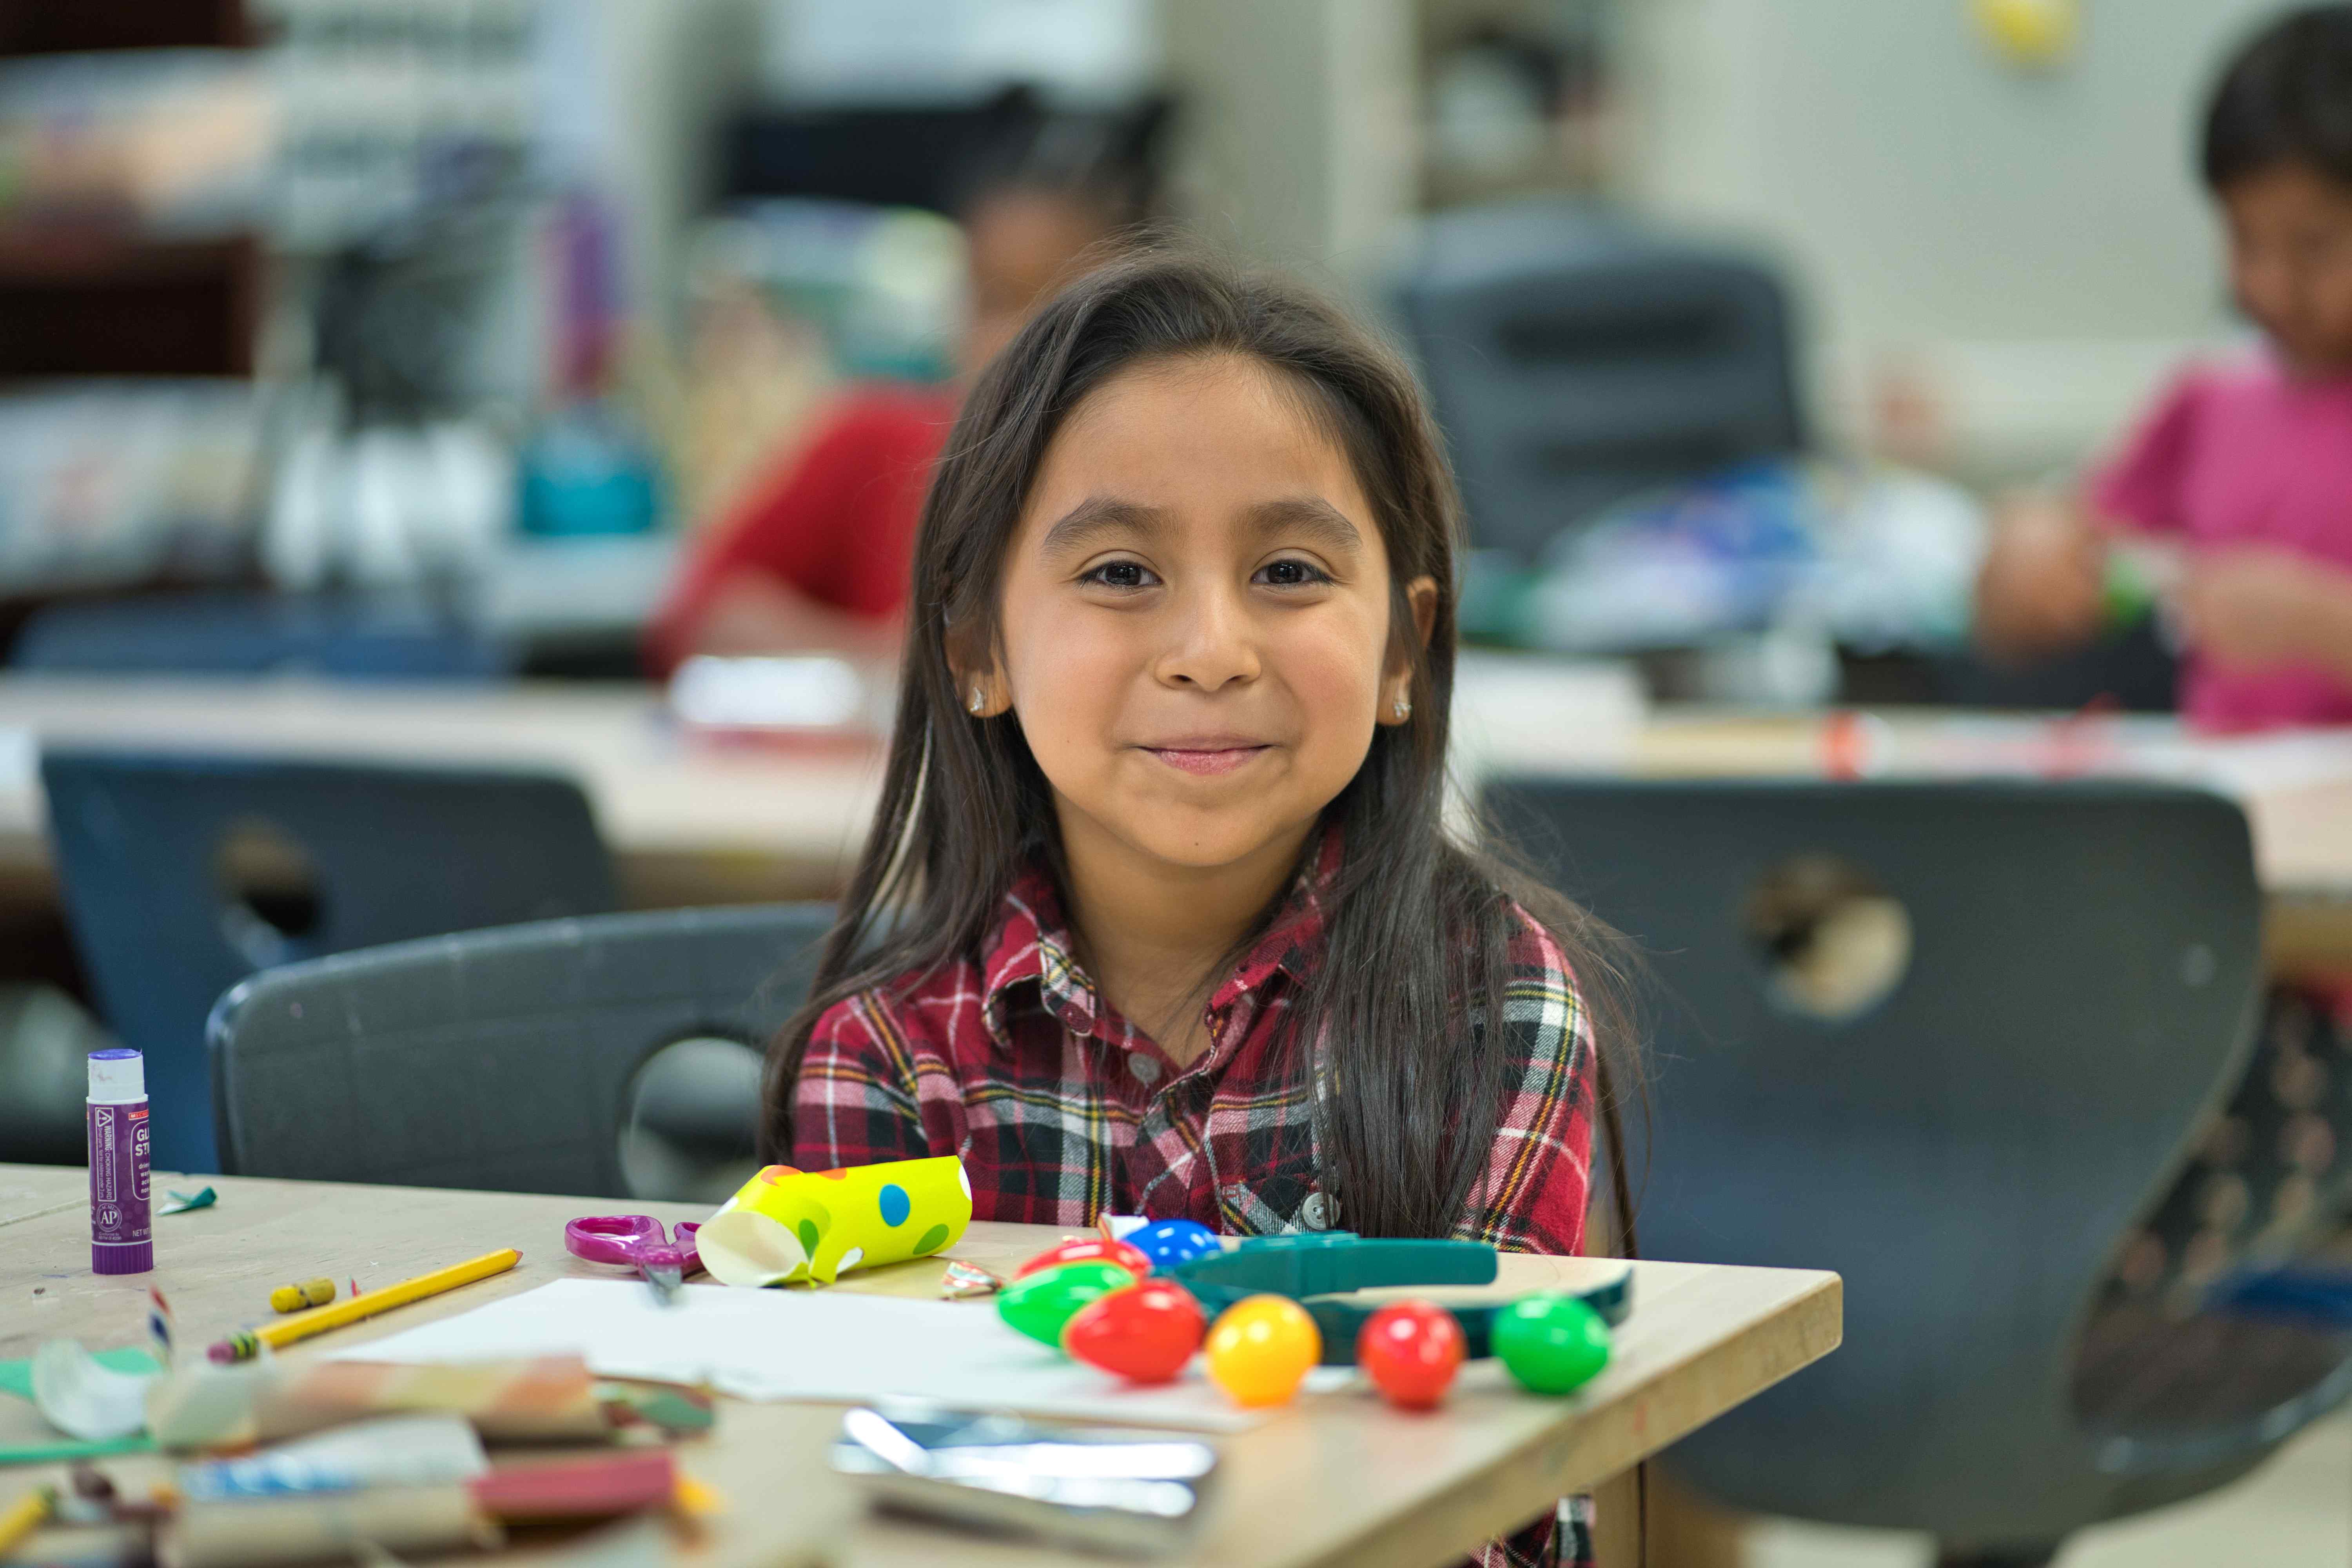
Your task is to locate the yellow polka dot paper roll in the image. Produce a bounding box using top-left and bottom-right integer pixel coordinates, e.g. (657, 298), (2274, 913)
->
(697, 1156), (973, 1286)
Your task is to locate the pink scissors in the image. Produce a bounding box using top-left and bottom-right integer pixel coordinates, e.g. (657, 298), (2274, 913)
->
(565, 1215), (703, 1306)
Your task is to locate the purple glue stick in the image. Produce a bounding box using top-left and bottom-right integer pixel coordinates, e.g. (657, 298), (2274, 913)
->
(87, 1047), (152, 1275)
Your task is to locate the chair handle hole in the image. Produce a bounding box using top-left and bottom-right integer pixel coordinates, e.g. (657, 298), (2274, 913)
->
(1744, 853), (1912, 1022)
(213, 815), (325, 968)
(620, 1035), (765, 1203)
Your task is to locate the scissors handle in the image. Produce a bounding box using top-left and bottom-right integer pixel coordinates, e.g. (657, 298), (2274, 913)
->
(565, 1215), (704, 1277)
(654, 1222), (703, 1278)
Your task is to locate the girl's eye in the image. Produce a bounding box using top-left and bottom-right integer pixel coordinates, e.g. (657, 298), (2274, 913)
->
(1082, 559), (1158, 590)
(1255, 558), (1330, 588)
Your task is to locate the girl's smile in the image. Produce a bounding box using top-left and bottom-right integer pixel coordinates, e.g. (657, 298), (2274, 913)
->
(1139, 739), (1272, 775)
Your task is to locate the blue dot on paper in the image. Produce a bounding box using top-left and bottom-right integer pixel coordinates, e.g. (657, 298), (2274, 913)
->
(878, 1183), (911, 1227)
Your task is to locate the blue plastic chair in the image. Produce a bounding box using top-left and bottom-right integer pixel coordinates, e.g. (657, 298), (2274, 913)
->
(40, 750), (615, 1171)
(12, 593), (513, 679)
(1397, 200), (1803, 563)
(1482, 776), (2324, 1566)
(208, 904), (833, 1197)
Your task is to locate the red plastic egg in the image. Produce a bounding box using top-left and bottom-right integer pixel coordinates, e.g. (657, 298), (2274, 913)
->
(1061, 1279), (1207, 1384)
(1014, 1235), (1151, 1281)
(1357, 1300), (1466, 1410)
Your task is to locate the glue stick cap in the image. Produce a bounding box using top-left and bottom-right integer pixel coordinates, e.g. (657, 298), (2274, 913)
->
(87, 1048), (144, 1104)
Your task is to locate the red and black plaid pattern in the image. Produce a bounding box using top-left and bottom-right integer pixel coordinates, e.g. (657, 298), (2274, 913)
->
(791, 844), (1599, 1566)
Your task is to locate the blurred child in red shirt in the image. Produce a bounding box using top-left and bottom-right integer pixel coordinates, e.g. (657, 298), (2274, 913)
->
(647, 105), (1167, 673)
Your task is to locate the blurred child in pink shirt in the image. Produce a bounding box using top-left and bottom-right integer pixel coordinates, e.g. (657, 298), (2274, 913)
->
(1976, 5), (2352, 731)
(1988, 9), (2352, 1403)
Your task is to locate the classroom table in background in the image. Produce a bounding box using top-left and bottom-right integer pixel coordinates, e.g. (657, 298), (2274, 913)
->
(1612, 709), (2352, 981)
(0, 1164), (1842, 1568)
(0, 675), (888, 909)
(6, 670), (2352, 898)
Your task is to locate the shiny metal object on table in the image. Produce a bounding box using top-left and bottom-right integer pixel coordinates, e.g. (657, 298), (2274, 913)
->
(831, 1401), (1218, 1556)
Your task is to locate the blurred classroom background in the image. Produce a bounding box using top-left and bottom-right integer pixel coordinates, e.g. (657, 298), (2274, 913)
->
(1, 2), (2348, 1565)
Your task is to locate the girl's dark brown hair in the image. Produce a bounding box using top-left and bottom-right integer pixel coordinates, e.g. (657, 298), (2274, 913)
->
(760, 249), (1640, 1246)
(2203, 4), (2352, 192)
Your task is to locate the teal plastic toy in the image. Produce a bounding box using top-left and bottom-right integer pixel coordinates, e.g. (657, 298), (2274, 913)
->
(1164, 1233), (1631, 1368)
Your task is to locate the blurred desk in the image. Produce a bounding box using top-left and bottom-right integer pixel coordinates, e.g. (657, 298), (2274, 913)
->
(2, 678), (2349, 967)
(1611, 710), (2352, 980)
(1615, 710), (2352, 892)
(0, 675), (886, 908)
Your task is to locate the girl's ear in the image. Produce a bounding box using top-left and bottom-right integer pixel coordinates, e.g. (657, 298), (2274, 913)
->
(1405, 575), (1439, 649)
(947, 619), (1010, 718)
(1379, 575), (1441, 726)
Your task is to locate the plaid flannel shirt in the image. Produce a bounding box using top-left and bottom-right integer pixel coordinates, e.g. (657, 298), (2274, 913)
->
(792, 846), (1598, 1567)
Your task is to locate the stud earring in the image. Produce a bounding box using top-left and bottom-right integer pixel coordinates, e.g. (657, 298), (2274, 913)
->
(968, 688), (987, 715)
(1392, 697), (1410, 720)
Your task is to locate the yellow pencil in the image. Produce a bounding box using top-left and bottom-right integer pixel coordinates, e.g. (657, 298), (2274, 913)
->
(0, 1485), (55, 1556)
(207, 1247), (521, 1362)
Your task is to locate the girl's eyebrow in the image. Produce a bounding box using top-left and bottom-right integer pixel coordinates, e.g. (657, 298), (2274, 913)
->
(1248, 495), (1363, 555)
(1038, 493), (1364, 558)
(1040, 495), (1165, 557)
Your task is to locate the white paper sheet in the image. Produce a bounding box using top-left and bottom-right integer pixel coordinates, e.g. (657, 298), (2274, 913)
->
(329, 1279), (1292, 1433)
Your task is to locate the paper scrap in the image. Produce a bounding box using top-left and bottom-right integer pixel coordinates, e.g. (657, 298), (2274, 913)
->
(158, 1187), (218, 1216)
(336, 1279), (1269, 1433)
(33, 1340), (156, 1440)
(939, 1260), (1002, 1299)
(0, 1346), (158, 1403)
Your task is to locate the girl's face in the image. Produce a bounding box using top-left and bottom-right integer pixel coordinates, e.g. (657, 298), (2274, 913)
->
(2222, 160), (2352, 376)
(975, 352), (1435, 879)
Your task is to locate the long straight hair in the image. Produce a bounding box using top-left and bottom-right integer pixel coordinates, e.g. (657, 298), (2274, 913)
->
(760, 251), (1639, 1245)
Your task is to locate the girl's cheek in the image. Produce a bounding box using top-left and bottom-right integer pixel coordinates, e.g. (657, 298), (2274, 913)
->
(1004, 610), (1143, 756)
(1024, 608), (1143, 685)
(1269, 618), (1386, 729)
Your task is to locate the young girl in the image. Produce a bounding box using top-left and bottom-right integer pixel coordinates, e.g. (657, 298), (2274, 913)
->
(1975, 2), (2352, 1426)
(760, 253), (1633, 1568)
(1975, 4), (2352, 726)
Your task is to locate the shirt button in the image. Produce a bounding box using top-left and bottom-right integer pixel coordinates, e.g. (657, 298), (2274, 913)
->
(1131, 1055), (1161, 1085)
(1299, 1191), (1331, 1231)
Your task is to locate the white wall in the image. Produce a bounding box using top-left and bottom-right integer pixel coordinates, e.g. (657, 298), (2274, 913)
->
(1160, 0), (1419, 292)
(1616, 0), (2289, 475)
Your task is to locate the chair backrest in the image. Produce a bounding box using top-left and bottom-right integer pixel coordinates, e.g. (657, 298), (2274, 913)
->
(1398, 201), (1802, 563)
(12, 593), (513, 679)
(41, 750), (615, 1171)
(1483, 777), (2269, 1546)
(208, 903), (833, 1198)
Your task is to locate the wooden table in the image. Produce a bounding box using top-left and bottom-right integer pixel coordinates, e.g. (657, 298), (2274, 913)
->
(1616, 710), (2352, 978)
(0, 1166), (1842, 1568)
(6, 674), (2350, 896)
(7, 674), (2349, 977)
(1621, 709), (2352, 893)
(0, 676), (889, 909)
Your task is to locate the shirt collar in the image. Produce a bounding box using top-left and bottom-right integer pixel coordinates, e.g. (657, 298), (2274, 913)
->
(978, 831), (1339, 1049)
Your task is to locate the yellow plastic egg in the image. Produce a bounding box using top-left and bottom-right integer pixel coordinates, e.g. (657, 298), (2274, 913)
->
(1203, 1294), (1321, 1408)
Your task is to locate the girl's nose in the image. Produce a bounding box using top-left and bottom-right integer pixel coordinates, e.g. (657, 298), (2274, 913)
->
(1153, 582), (1261, 692)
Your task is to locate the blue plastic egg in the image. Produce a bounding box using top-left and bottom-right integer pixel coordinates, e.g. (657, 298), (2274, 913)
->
(1127, 1218), (1220, 1270)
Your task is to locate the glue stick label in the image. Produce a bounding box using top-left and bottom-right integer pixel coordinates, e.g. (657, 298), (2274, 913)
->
(88, 1101), (152, 1274)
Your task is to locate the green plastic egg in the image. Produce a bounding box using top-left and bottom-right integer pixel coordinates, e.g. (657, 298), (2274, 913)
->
(996, 1259), (1137, 1348)
(1492, 1293), (1611, 1394)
